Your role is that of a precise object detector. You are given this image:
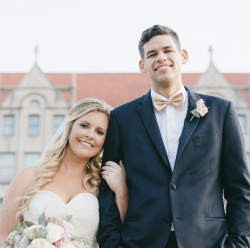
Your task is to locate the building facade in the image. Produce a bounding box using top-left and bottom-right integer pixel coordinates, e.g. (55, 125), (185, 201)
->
(0, 58), (250, 203)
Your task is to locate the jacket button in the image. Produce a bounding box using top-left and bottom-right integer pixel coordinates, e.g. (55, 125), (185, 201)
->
(171, 183), (177, 190)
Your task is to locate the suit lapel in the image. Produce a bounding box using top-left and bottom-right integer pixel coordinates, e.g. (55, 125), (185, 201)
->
(175, 87), (200, 165)
(136, 91), (171, 172)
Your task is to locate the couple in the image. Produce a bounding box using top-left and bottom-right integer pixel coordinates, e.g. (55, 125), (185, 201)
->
(1, 25), (250, 248)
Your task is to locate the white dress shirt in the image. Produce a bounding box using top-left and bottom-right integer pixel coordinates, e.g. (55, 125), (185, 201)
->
(151, 86), (188, 171)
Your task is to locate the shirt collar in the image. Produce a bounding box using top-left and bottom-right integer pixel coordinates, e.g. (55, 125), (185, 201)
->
(151, 85), (187, 102)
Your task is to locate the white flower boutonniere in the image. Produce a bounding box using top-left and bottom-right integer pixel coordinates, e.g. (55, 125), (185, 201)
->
(190, 99), (208, 122)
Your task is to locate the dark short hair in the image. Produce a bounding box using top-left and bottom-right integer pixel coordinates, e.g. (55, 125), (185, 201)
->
(138, 25), (181, 59)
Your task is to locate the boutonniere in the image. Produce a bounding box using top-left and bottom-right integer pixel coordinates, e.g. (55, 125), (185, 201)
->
(190, 99), (208, 122)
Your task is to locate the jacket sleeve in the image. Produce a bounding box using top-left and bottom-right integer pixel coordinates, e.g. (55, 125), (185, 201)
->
(221, 102), (250, 248)
(97, 111), (125, 248)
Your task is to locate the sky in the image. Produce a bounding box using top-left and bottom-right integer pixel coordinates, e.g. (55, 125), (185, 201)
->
(0, 0), (249, 73)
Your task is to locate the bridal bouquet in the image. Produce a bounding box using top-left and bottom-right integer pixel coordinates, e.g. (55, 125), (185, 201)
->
(4, 213), (88, 248)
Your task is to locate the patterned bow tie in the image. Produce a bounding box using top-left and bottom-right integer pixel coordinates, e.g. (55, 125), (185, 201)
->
(153, 92), (184, 111)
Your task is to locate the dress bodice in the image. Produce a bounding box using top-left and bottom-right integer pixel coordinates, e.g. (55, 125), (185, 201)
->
(23, 190), (99, 248)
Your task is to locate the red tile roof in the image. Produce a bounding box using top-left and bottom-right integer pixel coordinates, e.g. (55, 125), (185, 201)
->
(76, 73), (150, 107)
(224, 74), (249, 87)
(0, 72), (249, 107)
(0, 74), (24, 87)
(182, 73), (200, 87)
(46, 74), (73, 87)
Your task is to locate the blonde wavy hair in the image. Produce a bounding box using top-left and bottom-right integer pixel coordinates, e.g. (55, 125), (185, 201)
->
(17, 98), (112, 219)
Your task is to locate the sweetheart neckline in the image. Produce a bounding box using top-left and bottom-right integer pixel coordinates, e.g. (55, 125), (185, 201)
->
(38, 190), (98, 205)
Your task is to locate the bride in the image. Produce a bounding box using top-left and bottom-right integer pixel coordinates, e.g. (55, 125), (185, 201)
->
(0, 98), (128, 248)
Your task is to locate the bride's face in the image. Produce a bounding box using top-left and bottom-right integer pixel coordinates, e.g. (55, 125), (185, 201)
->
(68, 111), (108, 161)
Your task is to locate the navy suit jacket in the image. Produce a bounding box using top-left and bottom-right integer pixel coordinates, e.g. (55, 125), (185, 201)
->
(97, 88), (250, 248)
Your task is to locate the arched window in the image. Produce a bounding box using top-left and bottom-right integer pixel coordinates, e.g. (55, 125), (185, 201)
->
(30, 100), (40, 109)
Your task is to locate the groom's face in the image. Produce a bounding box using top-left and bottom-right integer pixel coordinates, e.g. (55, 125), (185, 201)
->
(139, 34), (188, 90)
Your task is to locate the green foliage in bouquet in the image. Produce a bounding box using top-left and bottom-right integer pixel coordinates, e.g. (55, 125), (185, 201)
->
(4, 212), (89, 248)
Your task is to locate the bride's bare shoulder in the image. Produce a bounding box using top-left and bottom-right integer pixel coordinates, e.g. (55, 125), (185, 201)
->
(8, 167), (38, 193)
(18, 166), (38, 180)
(0, 168), (39, 240)
(19, 167), (38, 179)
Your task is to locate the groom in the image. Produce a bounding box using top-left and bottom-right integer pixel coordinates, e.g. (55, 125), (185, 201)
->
(97, 25), (250, 248)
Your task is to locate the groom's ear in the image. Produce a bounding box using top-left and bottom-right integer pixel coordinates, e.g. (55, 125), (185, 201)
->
(139, 60), (145, 73)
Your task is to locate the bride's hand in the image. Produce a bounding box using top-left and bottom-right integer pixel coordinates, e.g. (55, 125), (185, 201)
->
(101, 161), (127, 196)
(102, 161), (128, 222)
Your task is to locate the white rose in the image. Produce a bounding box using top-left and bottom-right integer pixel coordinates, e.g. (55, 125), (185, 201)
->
(23, 225), (47, 240)
(46, 223), (64, 243)
(27, 238), (54, 248)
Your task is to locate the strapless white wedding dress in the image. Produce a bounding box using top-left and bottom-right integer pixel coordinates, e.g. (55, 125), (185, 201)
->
(23, 190), (99, 248)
